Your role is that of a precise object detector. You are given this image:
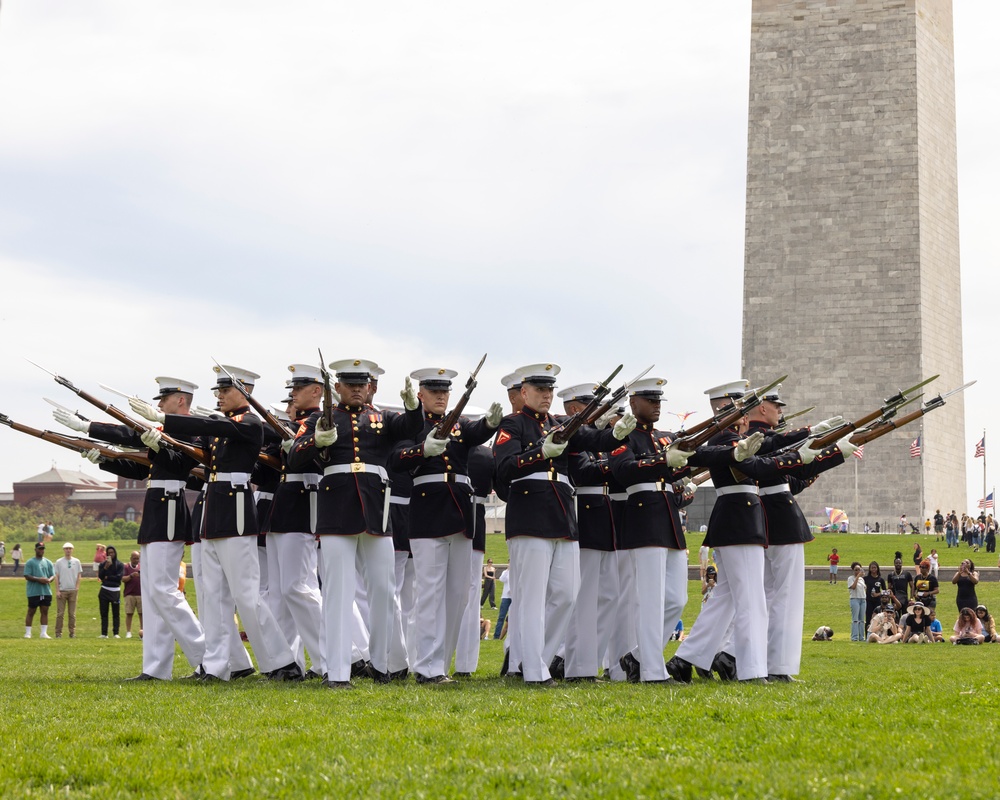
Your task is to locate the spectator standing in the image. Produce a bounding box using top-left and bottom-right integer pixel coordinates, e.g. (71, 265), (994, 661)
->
(887, 556), (913, 612)
(11, 544), (23, 574)
(0, 540), (5, 566)
(54, 543), (83, 638)
(98, 545), (125, 638)
(24, 543), (55, 638)
(952, 559), (979, 613)
(975, 605), (997, 643)
(93, 543), (107, 575)
(827, 548), (840, 584)
(928, 549), (939, 578)
(899, 514), (908, 534)
(934, 510), (945, 541)
(986, 518), (997, 554)
(945, 516), (955, 547)
(480, 558), (497, 609)
(924, 518), (932, 535)
(912, 542), (923, 566)
(45, 522), (55, 542)
(36, 522), (46, 544)
(863, 562), (887, 628)
(951, 608), (985, 644)
(493, 568), (511, 639)
(913, 560), (939, 610)
(848, 562), (867, 641)
(122, 551), (143, 639)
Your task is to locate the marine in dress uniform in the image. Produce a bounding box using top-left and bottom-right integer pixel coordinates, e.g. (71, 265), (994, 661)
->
(388, 440), (416, 665)
(390, 368), (503, 685)
(56, 378), (206, 681)
(667, 381), (847, 684)
(265, 365), (327, 678)
(253, 397), (290, 600)
(492, 363), (636, 685)
(559, 383), (622, 682)
(130, 366), (300, 682)
(286, 359), (422, 688)
(609, 377), (696, 683)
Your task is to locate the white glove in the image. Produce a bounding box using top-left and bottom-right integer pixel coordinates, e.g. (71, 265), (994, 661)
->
(836, 435), (859, 458)
(53, 408), (89, 433)
(593, 409), (615, 430)
(281, 438), (295, 454)
(541, 432), (568, 459)
(612, 412), (637, 440)
(423, 435), (449, 457)
(734, 431), (765, 462)
(485, 402), (504, 429)
(665, 445), (695, 469)
(129, 397), (165, 424)
(682, 477), (698, 498)
(140, 429), (162, 453)
(314, 419), (338, 448)
(192, 405), (224, 419)
(799, 441), (823, 465)
(811, 416), (845, 435)
(82, 448), (103, 464)
(400, 377), (419, 411)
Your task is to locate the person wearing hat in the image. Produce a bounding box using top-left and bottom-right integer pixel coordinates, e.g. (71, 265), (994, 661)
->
(608, 376), (699, 683)
(492, 362), (636, 685)
(745, 388), (844, 682)
(557, 382), (623, 682)
(666, 380), (853, 684)
(902, 602), (933, 642)
(53, 542), (83, 638)
(57, 377), (208, 678)
(286, 359), (423, 688)
(130, 366), (300, 682)
(388, 368), (502, 685)
(253, 393), (294, 600)
(263, 364), (326, 679)
(24, 542), (55, 638)
(501, 372), (524, 415)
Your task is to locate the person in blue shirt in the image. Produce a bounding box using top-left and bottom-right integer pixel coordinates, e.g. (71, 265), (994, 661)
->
(24, 542), (55, 638)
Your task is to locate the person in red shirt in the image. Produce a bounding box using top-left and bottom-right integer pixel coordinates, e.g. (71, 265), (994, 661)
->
(827, 549), (840, 584)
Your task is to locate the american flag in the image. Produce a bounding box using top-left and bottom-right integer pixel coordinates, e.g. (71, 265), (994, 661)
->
(978, 492), (994, 511)
(853, 444), (865, 460)
(975, 436), (986, 459)
(910, 435), (921, 458)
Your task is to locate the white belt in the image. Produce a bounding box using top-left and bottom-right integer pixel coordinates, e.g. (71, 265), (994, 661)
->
(284, 473), (321, 488)
(511, 472), (571, 486)
(473, 495), (489, 505)
(715, 485), (759, 496)
(575, 486), (610, 496)
(257, 492), (275, 502)
(609, 492), (627, 502)
(626, 481), (671, 497)
(209, 472), (250, 486)
(102, 586), (121, 592)
(148, 480), (186, 493)
(389, 496), (410, 506)
(758, 484), (791, 496)
(412, 473), (471, 487)
(324, 463), (388, 481)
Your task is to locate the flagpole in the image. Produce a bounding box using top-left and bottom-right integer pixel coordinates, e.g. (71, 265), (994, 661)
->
(854, 455), (859, 532)
(983, 429), (987, 515)
(919, 423), (924, 530)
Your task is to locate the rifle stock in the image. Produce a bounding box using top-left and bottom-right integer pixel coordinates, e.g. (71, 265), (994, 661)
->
(551, 364), (623, 445)
(0, 414), (153, 467)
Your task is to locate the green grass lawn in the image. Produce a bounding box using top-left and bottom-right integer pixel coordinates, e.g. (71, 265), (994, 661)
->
(3, 565), (1000, 799)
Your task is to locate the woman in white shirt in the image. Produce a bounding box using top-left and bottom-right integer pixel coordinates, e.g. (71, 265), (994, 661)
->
(847, 562), (867, 641)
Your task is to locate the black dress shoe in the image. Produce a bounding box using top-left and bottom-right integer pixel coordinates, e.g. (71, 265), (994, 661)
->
(525, 678), (557, 688)
(500, 649), (510, 677)
(694, 666), (715, 680)
(665, 656), (692, 684)
(199, 672), (223, 683)
(548, 655), (565, 681)
(305, 669), (324, 680)
(268, 663), (304, 682)
(323, 679), (354, 690)
(183, 665), (206, 680)
(740, 677), (769, 685)
(452, 671), (472, 678)
(712, 651), (738, 682)
(125, 673), (162, 682)
(389, 668), (409, 682)
(619, 652), (641, 683)
(230, 667), (256, 680)
(351, 660), (371, 678)
(416, 674), (456, 686)
(766, 674), (799, 683)
(565, 676), (599, 683)
(369, 667), (392, 685)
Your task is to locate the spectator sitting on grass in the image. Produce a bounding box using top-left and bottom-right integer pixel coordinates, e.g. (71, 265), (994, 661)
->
(867, 595), (903, 644)
(927, 608), (944, 642)
(950, 607), (985, 645)
(902, 602), (932, 643)
(975, 605), (997, 643)
(812, 626), (834, 641)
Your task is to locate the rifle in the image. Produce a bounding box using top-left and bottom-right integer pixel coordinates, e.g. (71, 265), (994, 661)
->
(550, 364), (623, 445)
(0, 413), (153, 467)
(843, 382), (974, 448)
(318, 348), (334, 431)
(671, 375), (787, 451)
(432, 353), (487, 440)
(27, 361), (209, 465)
(807, 375), (939, 450)
(583, 364), (654, 425)
(212, 360), (294, 440)
(774, 406), (815, 432)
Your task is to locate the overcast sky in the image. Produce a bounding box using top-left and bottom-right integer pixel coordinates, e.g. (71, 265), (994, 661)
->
(0, 2), (996, 511)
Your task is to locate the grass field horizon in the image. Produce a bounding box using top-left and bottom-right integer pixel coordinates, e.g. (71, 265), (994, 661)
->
(4, 532), (999, 799)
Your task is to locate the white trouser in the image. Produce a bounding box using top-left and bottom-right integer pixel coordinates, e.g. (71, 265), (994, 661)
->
(192, 542), (252, 675)
(410, 534), (473, 678)
(565, 549), (619, 679)
(394, 552), (416, 662)
(630, 547), (688, 681)
(140, 542), (205, 680)
(320, 534), (398, 681)
(258, 545), (269, 599)
(608, 549), (637, 681)
(763, 542), (805, 676)
(266, 532), (325, 675)
(676, 546), (768, 680)
(509, 537), (581, 682)
(201, 536), (294, 678)
(454, 549), (484, 673)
